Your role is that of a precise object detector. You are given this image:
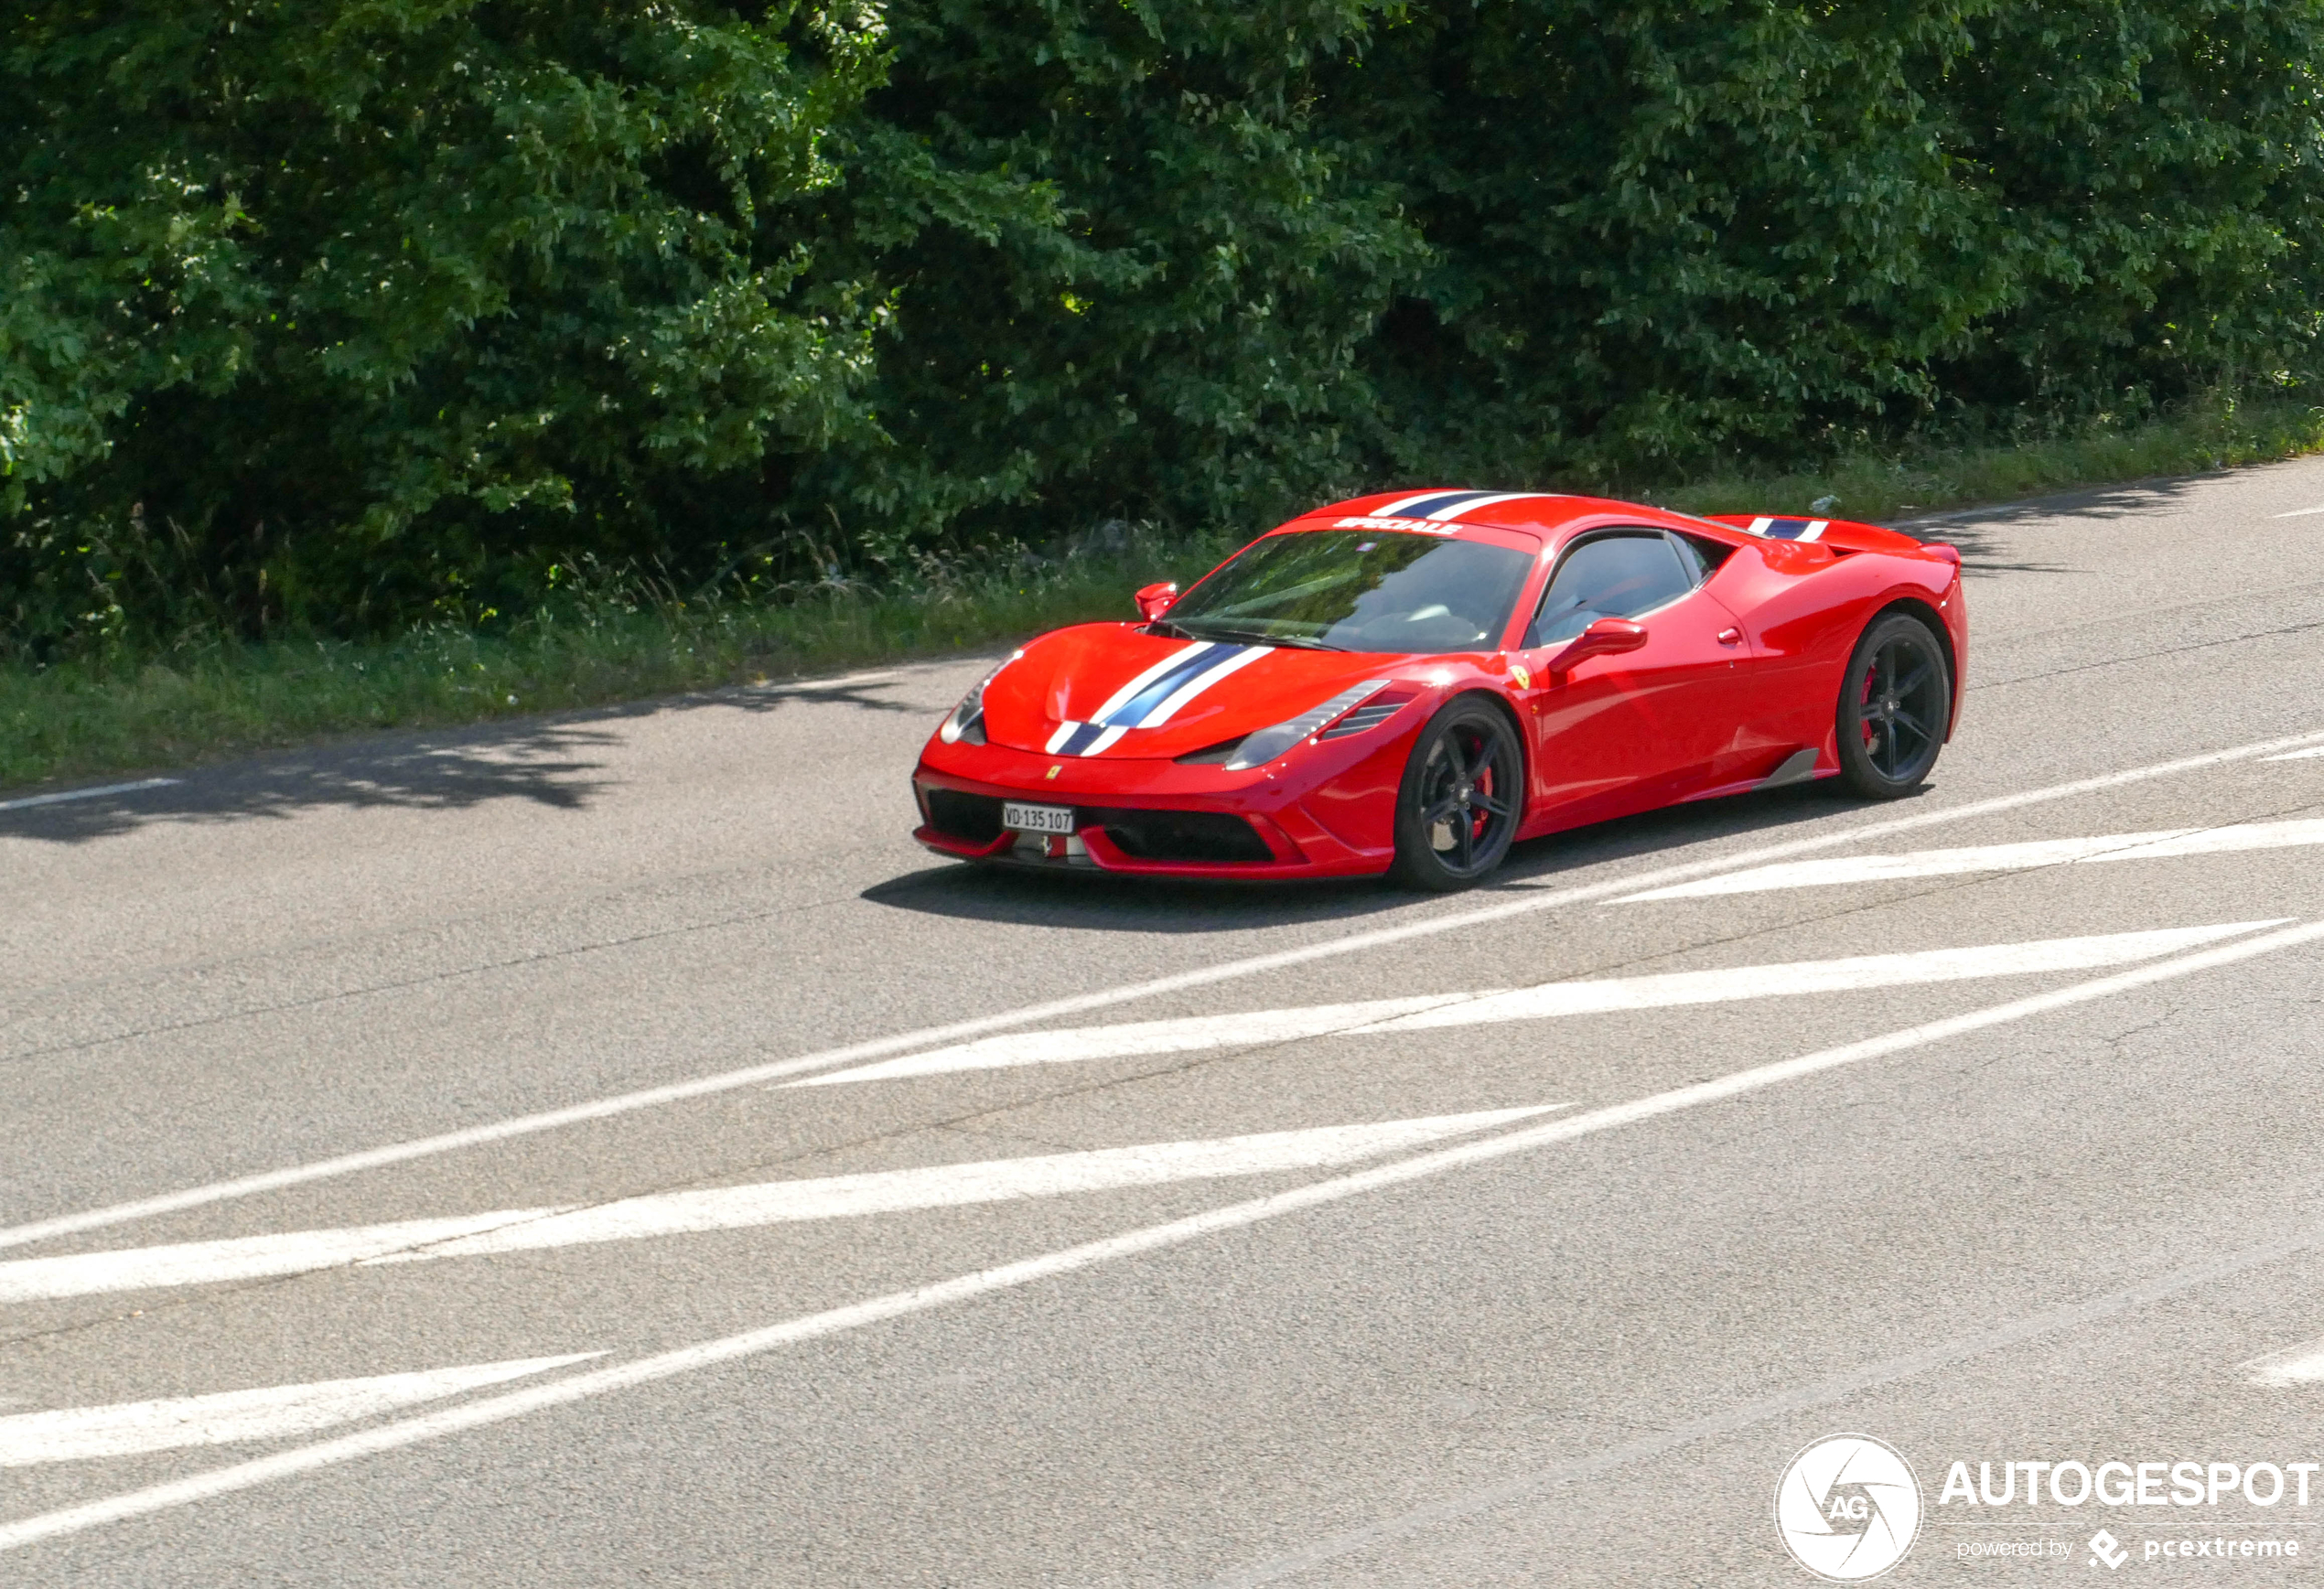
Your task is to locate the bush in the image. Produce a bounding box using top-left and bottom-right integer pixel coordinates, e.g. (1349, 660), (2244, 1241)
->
(1332, 0), (2324, 481)
(7, 0), (2323, 660)
(3, 0), (888, 652)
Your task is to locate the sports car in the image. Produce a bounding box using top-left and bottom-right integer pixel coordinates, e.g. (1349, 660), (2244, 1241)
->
(910, 488), (1966, 889)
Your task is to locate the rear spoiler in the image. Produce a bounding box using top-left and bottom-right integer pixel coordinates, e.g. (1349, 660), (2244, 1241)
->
(1702, 513), (1951, 560)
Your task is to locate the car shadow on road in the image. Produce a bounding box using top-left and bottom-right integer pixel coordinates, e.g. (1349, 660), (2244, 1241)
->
(0, 671), (941, 845)
(859, 778), (1919, 935)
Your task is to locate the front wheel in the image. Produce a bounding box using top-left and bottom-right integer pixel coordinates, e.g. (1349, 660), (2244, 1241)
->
(1388, 698), (1523, 891)
(1835, 612), (1952, 798)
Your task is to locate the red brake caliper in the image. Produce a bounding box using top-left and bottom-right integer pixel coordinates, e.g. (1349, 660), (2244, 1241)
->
(1473, 740), (1492, 842)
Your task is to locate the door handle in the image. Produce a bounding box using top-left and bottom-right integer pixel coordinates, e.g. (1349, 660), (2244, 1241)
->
(1716, 627), (1744, 647)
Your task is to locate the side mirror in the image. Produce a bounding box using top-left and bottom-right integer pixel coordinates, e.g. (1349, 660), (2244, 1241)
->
(1545, 617), (1648, 679)
(1134, 581), (1179, 622)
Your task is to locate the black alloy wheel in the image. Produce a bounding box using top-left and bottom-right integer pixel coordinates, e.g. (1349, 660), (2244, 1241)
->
(1835, 612), (1952, 798)
(1389, 698), (1524, 890)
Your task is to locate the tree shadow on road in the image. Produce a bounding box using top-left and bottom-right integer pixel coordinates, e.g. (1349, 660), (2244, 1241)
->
(1906, 474), (2211, 579)
(0, 670), (934, 844)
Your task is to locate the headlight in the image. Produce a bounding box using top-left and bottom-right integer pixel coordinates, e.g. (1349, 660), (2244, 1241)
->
(1222, 679), (1392, 770)
(939, 655), (1016, 745)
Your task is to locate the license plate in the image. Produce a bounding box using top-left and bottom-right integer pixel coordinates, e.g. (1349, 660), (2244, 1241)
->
(1002, 801), (1075, 835)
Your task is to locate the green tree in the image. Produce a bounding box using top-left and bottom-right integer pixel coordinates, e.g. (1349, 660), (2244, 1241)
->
(1329, 0), (2324, 480)
(4, 0), (886, 645)
(790, 0), (1421, 560)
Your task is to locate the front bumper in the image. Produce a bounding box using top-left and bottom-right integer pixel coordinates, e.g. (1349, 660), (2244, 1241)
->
(912, 736), (1407, 881)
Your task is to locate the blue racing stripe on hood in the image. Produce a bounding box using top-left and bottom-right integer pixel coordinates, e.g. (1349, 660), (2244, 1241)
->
(1107, 645), (1259, 727)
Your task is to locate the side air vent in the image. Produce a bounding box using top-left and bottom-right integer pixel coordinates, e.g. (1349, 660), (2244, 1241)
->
(1319, 688), (1417, 739)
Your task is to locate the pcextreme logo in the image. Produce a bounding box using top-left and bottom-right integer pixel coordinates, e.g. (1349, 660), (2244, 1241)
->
(1776, 1433), (1924, 1582)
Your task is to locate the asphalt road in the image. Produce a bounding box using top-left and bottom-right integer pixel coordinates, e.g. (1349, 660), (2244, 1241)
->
(5, 462), (2324, 1586)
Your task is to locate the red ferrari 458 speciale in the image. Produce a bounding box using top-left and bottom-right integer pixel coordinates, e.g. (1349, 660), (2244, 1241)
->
(911, 488), (1966, 889)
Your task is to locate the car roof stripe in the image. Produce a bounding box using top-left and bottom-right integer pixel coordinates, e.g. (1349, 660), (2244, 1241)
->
(1427, 490), (1547, 521)
(1379, 488), (1496, 518)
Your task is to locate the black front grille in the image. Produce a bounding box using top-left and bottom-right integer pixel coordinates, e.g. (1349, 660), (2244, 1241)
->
(1087, 808), (1272, 864)
(921, 788), (1005, 844)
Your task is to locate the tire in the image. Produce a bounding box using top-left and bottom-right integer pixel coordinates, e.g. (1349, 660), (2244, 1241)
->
(1388, 697), (1524, 890)
(1834, 612), (1952, 799)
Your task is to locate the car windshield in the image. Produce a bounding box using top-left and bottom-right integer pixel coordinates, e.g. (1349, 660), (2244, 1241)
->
(1164, 531), (1533, 653)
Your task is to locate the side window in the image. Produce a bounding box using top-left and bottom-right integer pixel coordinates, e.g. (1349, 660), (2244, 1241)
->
(1673, 534), (1728, 583)
(1527, 532), (1695, 647)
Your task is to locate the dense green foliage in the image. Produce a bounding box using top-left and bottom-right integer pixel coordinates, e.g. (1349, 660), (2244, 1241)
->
(7, 0), (2324, 659)
(4, 0), (888, 647)
(1345, 1), (2324, 478)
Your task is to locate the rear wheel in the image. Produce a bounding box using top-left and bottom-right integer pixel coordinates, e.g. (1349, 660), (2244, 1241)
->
(1389, 699), (1523, 890)
(1835, 612), (1951, 798)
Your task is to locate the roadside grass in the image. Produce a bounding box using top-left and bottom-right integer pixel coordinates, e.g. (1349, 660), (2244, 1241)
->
(7, 396), (2323, 793)
(1657, 394), (2324, 522)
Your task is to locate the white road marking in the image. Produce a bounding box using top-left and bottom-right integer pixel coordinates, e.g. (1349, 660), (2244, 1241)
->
(749, 669), (898, 694)
(8, 725), (2324, 1256)
(5, 919), (2317, 1555)
(2243, 1340), (2324, 1388)
(0, 1356), (601, 1466)
(2265, 746), (2324, 762)
(795, 923), (2276, 1086)
(0, 778), (180, 813)
(795, 996), (1475, 1084)
(1221, 1240), (2324, 1585)
(0, 1111), (1560, 1304)
(1618, 819), (2324, 901)
(2272, 507), (2324, 518)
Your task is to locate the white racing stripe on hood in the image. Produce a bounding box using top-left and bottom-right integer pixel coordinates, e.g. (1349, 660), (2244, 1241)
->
(1138, 646), (1273, 728)
(1091, 641), (1216, 724)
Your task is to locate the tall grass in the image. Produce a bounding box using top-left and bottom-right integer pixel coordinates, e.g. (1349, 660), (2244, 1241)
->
(7, 397), (2322, 792)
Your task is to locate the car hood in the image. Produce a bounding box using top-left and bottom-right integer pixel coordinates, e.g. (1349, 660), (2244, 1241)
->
(980, 624), (1421, 760)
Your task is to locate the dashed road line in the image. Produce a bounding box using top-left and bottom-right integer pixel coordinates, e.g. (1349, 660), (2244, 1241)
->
(6, 725), (2323, 1257)
(0, 1111), (1560, 1304)
(792, 924), (2276, 1086)
(6, 918), (2319, 1554)
(2243, 1341), (2324, 1388)
(0, 779), (180, 814)
(0, 1357), (601, 1466)
(1617, 820), (2324, 901)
